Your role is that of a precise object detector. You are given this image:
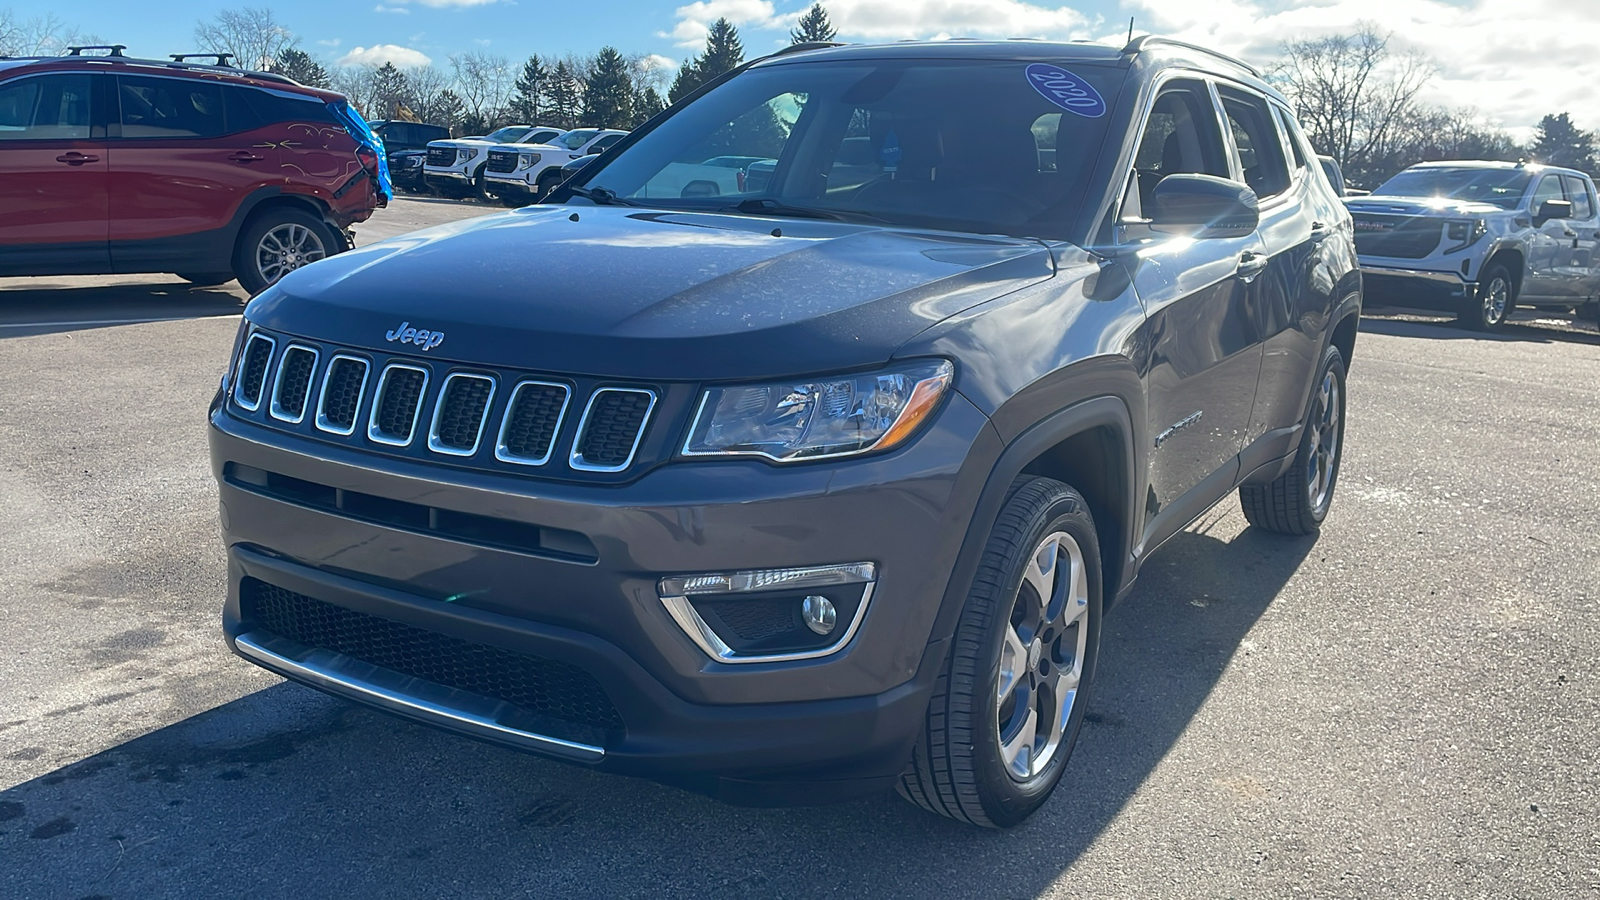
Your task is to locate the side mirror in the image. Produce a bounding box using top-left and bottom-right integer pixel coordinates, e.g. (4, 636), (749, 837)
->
(587, 144), (606, 155)
(1535, 198), (1573, 223)
(1148, 174), (1260, 239)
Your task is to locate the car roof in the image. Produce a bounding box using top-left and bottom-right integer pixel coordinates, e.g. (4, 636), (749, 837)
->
(0, 54), (341, 101)
(1406, 160), (1590, 178)
(751, 37), (1281, 104)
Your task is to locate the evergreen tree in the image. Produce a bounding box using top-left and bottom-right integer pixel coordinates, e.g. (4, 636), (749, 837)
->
(667, 18), (745, 104)
(789, 4), (837, 44)
(630, 85), (666, 128)
(370, 62), (410, 121)
(512, 55), (547, 124)
(668, 59), (701, 105)
(268, 47), (330, 89)
(546, 60), (585, 129)
(582, 47), (634, 129)
(1530, 112), (1598, 175)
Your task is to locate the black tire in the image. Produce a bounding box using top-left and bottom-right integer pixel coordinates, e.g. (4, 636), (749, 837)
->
(175, 271), (234, 287)
(536, 171), (563, 201)
(1240, 344), (1347, 535)
(1460, 263), (1513, 331)
(898, 476), (1102, 828)
(472, 166), (491, 202)
(233, 208), (339, 296)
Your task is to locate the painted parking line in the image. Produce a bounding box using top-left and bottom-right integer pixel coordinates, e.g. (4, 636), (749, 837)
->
(0, 314), (242, 330)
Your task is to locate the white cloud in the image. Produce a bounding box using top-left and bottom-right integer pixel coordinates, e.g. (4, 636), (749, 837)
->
(316, 38), (342, 48)
(667, 0), (1092, 48)
(1122, 0), (1600, 132)
(374, 4), (410, 13)
(337, 44), (434, 68)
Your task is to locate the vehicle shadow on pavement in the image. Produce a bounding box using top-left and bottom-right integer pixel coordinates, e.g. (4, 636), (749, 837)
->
(1360, 312), (1600, 345)
(0, 280), (247, 339)
(0, 520), (1315, 899)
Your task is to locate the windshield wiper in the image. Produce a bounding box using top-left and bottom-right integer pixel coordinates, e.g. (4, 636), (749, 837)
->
(566, 185), (636, 206)
(725, 198), (847, 221)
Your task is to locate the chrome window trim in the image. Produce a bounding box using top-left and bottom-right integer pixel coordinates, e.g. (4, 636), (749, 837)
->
(366, 363), (430, 447)
(569, 388), (657, 473)
(494, 380), (572, 467)
(313, 354), (371, 436)
(268, 343), (320, 424)
(658, 563), (878, 664)
(232, 332), (276, 412)
(427, 372), (497, 457)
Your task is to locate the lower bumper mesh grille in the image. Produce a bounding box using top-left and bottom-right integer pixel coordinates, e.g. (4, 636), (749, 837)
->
(240, 578), (624, 746)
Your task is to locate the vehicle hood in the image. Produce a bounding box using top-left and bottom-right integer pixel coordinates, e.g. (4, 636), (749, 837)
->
(249, 206), (1056, 380)
(428, 139), (498, 150)
(1343, 195), (1509, 217)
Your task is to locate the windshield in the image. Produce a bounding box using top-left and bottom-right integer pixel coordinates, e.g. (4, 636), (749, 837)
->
(1374, 167), (1533, 209)
(574, 58), (1124, 238)
(484, 126), (530, 143)
(557, 129), (600, 150)
(524, 129), (562, 144)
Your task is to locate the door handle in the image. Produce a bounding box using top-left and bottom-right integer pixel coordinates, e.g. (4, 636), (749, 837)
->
(1562, 228), (1576, 237)
(1309, 221), (1331, 242)
(55, 152), (99, 165)
(1237, 251), (1269, 282)
(228, 151), (265, 163)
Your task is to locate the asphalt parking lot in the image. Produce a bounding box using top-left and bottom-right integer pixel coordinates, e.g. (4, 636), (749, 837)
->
(2, 197), (1597, 899)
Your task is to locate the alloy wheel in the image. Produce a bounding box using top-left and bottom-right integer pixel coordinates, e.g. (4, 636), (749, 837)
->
(1304, 369), (1342, 512)
(256, 223), (327, 286)
(996, 529), (1090, 782)
(1482, 275), (1510, 325)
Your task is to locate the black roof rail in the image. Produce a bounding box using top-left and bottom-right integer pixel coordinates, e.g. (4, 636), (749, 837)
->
(170, 52), (234, 67)
(770, 41), (846, 57)
(1121, 35), (1262, 77)
(65, 44), (127, 57)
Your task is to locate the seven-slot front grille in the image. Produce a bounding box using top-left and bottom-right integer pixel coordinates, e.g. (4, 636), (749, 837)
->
(240, 578), (625, 746)
(426, 146), (454, 167)
(486, 150), (518, 174)
(230, 329), (658, 476)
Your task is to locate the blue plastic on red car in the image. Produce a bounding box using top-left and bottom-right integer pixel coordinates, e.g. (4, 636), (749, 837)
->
(328, 101), (393, 203)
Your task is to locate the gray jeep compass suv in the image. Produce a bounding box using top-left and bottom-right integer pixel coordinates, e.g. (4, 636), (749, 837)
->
(210, 37), (1361, 827)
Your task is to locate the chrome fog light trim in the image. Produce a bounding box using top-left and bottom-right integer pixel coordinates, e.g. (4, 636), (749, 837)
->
(659, 563), (877, 664)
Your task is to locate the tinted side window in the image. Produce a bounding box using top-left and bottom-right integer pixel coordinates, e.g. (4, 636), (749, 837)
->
(594, 133), (623, 150)
(1562, 174), (1595, 219)
(1531, 174), (1564, 211)
(239, 87), (337, 127)
(118, 76), (226, 138)
(1128, 80), (1230, 215)
(1219, 88), (1290, 199)
(1271, 104), (1307, 170)
(0, 74), (93, 141)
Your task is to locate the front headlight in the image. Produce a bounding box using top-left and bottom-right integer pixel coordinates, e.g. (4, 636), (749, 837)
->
(405, 156), (423, 168)
(1445, 218), (1487, 251)
(519, 152), (541, 169)
(456, 148), (475, 163)
(683, 360), (954, 462)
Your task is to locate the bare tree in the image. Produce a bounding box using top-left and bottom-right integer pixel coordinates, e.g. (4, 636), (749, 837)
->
(1274, 24), (1433, 185)
(0, 10), (93, 56)
(449, 52), (515, 128)
(194, 7), (296, 71)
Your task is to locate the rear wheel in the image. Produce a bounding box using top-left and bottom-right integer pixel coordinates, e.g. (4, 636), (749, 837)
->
(1460, 264), (1513, 331)
(233, 208), (338, 295)
(1240, 345), (1347, 534)
(175, 272), (233, 287)
(898, 476), (1102, 828)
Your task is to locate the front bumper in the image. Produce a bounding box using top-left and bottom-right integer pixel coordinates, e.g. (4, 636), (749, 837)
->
(209, 393), (998, 800)
(484, 173), (534, 196)
(1358, 262), (1475, 309)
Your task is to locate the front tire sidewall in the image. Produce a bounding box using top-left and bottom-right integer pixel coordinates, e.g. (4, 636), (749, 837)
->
(1466, 265), (1513, 330)
(233, 209), (339, 296)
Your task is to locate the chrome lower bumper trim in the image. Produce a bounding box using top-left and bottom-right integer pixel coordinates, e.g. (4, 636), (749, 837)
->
(1359, 264), (1471, 287)
(233, 630), (605, 762)
(424, 170), (471, 181)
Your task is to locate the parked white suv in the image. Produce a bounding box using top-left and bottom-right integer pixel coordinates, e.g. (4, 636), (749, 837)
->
(483, 128), (629, 205)
(424, 125), (565, 199)
(1346, 160), (1600, 329)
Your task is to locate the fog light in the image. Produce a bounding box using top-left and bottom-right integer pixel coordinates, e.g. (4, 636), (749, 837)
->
(802, 595), (837, 635)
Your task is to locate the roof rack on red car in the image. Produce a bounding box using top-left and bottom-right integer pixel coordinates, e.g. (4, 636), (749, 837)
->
(170, 52), (235, 67)
(65, 44), (128, 57)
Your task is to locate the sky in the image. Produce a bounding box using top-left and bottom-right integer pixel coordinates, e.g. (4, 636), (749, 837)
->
(39, 0), (1600, 138)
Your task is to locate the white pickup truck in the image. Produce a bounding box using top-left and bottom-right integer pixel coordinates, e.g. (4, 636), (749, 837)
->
(423, 125), (565, 199)
(483, 129), (629, 206)
(1346, 160), (1600, 329)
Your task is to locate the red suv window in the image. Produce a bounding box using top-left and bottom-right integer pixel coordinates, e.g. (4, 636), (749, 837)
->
(118, 75), (227, 139)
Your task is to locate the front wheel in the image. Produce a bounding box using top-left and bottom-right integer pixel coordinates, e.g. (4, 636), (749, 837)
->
(233, 209), (338, 295)
(899, 476), (1102, 828)
(536, 171), (564, 201)
(1240, 344), (1347, 534)
(1461, 264), (1514, 331)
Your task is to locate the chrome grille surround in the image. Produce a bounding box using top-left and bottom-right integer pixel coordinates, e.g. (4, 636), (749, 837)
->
(233, 333), (277, 412)
(268, 344), (320, 424)
(314, 354), (371, 436)
(494, 380), (573, 467)
(367, 363), (430, 447)
(569, 388), (657, 473)
(427, 372), (497, 457)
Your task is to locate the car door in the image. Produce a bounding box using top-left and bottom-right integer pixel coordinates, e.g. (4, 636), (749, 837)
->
(1221, 89), (1329, 458)
(0, 71), (109, 272)
(1522, 173), (1571, 301)
(1560, 174), (1600, 301)
(107, 74), (276, 271)
(1121, 78), (1266, 528)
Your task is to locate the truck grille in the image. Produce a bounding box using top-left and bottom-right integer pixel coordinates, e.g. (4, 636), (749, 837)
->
(426, 146), (455, 167)
(229, 328), (658, 477)
(1352, 214), (1443, 259)
(486, 150), (518, 174)
(240, 578), (624, 747)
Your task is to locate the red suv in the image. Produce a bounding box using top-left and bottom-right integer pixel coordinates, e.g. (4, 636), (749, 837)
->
(0, 47), (389, 293)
